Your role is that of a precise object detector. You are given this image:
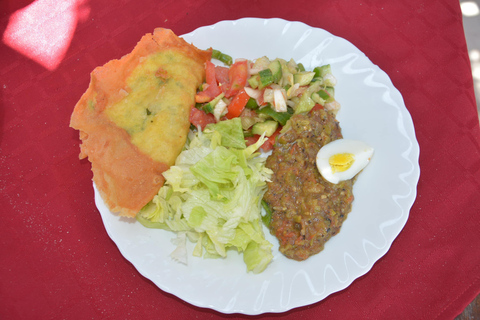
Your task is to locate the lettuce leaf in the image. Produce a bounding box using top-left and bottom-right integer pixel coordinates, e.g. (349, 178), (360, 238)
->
(205, 117), (246, 149)
(137, 119), (273, 273)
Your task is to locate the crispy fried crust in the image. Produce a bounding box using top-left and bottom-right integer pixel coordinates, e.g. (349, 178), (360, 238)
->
(70, 28), (211, 217)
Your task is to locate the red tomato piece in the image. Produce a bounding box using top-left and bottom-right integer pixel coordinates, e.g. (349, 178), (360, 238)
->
(195, 91), (214, 103)
(205, 60), (218, 86)
(225, 60), (248, 98)
(195, 61), (222, 103)
(260, 140), (274, 152)
(260, 128), (281, 152)
(310, 104), (324, 113)
(225, 89), (250, 119)
(245, 135), (261, 147)
(195, 86), (222, 102)
(244, 128), (281, 152)
(256, 88), (270, 107)
(215, 66), (230, 85)
(189, 107), (216, 130)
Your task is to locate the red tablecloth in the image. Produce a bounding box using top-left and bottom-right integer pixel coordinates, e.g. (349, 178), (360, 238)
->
(1, 0), (480, 319)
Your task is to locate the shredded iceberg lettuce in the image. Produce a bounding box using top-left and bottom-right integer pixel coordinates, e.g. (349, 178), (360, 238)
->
(137, 118), (274, 273)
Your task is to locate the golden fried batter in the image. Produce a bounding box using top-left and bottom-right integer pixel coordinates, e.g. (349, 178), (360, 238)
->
(70, 28), (211, 217)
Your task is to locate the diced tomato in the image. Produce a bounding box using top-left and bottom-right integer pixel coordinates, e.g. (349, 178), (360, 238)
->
(260, 141), (274, 152)
(310, 104), (324, 113)
(195, 91), (213, 103)
(225, 60), (248, 98)
(256, 90), (264, 106)
(245, 135), (261, 147)
(205, 60), (218, 87)
(225, 89), (250, 119)
(216, 66), (230, 94)
(261, 139), (276, 152)
(261, 128), (281, 151)
(244, 128), (281, 152)
(189, 107), (216, 130)
(256, 88), (270, 107)
(215, 66), (230, 85)
(195, 85), (222, 103)
(195, 61), (222, 103)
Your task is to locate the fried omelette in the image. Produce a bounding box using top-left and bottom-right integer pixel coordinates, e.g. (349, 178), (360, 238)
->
(70, 28), (211, 217)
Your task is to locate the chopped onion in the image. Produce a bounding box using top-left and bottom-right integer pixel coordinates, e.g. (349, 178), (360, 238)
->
(286, 83), (300, 98)
(249, 68), (262, 75)
(213, 99), (228, 120)
(286, 99), (296, 108)
(241, 115), (258, 130)
(273, 89), (287, 112)
(263, 88), (274, 104)
(244, 87), (262, 99)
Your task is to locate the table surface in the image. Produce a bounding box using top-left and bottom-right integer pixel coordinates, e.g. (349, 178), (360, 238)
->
(1, 0), (480, 319)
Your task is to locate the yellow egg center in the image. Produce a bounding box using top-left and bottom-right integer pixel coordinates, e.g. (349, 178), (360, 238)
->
(329, 153), (355, 173)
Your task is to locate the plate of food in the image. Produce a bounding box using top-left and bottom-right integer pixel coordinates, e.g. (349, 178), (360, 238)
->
(72, 18), (420, 314)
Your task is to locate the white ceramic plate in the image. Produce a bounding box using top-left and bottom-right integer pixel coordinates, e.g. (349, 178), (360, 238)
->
(95, 18), (420, 315)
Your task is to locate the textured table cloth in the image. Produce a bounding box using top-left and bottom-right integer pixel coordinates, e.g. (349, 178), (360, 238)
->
(1, 0), (479, 319)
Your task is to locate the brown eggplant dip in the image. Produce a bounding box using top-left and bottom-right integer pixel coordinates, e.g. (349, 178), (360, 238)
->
(263, 106), (355, 261)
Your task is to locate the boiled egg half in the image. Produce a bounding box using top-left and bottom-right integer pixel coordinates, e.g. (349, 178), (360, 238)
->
(316, 139), (374, 184)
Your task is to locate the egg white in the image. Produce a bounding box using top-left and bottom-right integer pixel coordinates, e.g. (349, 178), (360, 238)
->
(316, 139), (374, 184)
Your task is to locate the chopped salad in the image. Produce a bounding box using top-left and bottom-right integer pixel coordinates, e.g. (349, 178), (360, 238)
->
(190, 51), (340, 152)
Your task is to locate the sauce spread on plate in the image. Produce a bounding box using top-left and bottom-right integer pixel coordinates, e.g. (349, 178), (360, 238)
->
(263, 106), (355, 261)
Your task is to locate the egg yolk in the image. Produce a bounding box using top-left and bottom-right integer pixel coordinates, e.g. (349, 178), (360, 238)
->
(329, 153), (355, 173)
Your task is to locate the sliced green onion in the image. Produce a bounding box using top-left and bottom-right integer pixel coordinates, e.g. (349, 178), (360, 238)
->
(212, 49), (233, 66)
